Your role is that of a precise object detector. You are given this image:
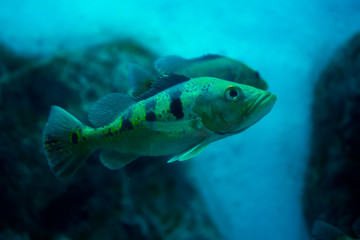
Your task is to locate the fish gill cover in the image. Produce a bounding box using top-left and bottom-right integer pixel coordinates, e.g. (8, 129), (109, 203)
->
(1, 0), (360, 240)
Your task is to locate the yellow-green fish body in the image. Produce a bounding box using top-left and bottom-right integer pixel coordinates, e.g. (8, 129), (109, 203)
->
(43, 75), (276, 178)
(88, 95), (209, 157)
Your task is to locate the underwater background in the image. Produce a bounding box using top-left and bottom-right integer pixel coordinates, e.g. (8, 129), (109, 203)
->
(1, 0), (360, 240)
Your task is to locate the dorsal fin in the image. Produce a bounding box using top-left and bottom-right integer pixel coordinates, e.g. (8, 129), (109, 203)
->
(136, 74), (190, 100)
(154, 55), (188, 74)
(88, 93), (136, 128)
(190, 54), (223, 62)
(154, 54), (223, 74)
(128, 63), (155, 97)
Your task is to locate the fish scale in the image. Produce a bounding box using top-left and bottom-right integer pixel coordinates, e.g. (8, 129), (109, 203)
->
(87, 83), (202, 151)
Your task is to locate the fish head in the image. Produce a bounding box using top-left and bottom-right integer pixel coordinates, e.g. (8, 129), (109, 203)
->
(234, 62), (269, 90)
(193, 78), (276, 135)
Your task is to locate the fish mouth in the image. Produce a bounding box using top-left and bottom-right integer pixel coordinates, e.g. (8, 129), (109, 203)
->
(248, 91), (276, 115)
(215, 91), (277, 136)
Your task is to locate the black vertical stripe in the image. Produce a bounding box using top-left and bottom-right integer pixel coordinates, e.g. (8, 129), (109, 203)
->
(71, 133), (78, 144)
(145, 99), (157, 122)
(170, 98), (184, 120)
(146, 111), (156, 121)
(120, 119), (134, 133)
(169, 88), (184, 120)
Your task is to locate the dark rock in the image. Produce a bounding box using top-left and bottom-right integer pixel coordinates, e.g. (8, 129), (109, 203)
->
(0, 41), (221, 239)
(303, 32), (360, 237)
(0, 43), (37, 79)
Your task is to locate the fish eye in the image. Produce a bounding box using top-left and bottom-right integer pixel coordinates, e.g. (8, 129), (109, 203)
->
(225, 86), (242, 101)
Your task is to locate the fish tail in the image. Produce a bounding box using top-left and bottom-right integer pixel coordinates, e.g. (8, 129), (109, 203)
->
(43, 106), (93, 179)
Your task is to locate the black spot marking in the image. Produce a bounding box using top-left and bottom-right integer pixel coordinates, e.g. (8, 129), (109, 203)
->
(255, 71), (260, 79)
(120, 119), (134, 133)
(71, 133), (78, 145)
(170, 98), (184, 120)
(46, 139), (58, 145)
(146, 111), (156, 122)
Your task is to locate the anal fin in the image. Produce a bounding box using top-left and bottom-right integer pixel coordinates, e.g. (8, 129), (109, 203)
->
(100, 149), (138, 169)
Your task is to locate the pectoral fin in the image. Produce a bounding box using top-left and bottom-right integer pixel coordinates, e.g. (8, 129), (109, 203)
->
(100, 149), (138, 169)
(168, 143), (210, 163)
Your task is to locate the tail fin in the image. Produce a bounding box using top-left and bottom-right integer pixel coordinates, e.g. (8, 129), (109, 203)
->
(43, 106), (93, 179)
(312, 220), (347, 240)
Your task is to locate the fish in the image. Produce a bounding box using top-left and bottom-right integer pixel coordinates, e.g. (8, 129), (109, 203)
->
(312, 220), (360, 240)
(128, 54), (268, 97)
(155, 54), (268, 89)
(43, 74), (276, 179)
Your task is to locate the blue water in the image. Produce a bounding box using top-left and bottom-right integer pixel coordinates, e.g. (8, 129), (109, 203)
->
(1, 0), (360, 239)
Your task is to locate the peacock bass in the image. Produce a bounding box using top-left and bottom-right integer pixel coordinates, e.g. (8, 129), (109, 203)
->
(43, 74), (276, 179)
